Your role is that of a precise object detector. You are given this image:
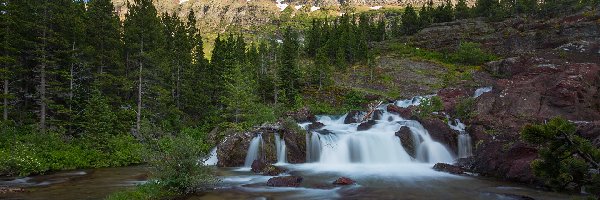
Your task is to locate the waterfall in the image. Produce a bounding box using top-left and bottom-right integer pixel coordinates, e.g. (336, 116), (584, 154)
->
(448, 119), (472, 158)
(473, 86), (492, 98)
(204, 147), (218, 165)
(304, 99), (455, 165)
(275, 134), (287, 164)
(244, 134), (263, 167)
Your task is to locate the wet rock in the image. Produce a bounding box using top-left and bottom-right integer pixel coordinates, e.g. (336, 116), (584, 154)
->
(418, 118), (459, 154)
(307, 122), (325, 130)
(395, 126), (421, 158)
(281, 122), (307, 164)
(332, 177), (356, 185)
(251, 159), (267, 173)
(286, 107), (316, 123)
(266, 176), (303, 187)
(0, 186), (25, 194)
(387, 104), (414, 119)
(357, 120), (377, 131)
(344, 111), (364, 124)
(433, 163), (466, 175)
(371, 110), (384, 120)
(262, 165), (286, 176)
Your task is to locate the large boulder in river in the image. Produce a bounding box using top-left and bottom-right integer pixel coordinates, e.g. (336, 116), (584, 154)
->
(357, 120), (377, 131)
(344, 110), (365, 124)
(280, 119), (307, 164)
(251, 159), (267, 173)
(307, 122), (325, 130)
(267, 176), (303, 187)
(395, 126), (423, 158)
(418, 117), (459, 154)
(433, 163), (466, 175)
(387, 104), (414, 119)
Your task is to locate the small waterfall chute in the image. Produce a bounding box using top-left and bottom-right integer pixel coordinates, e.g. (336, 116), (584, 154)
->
(244, 134), (264, 167)
(448, 119), (472, 158)
(275, 134), (287, 164)
(473, 86), (492, 98)
(204, 147), (218, 165)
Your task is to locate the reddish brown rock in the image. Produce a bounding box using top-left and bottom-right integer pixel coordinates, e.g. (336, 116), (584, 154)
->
(387, 104), (414, 119)
(357, 120), (377, 131)
(267, 176), (303, 187)
(395, 126), (422, 158)
(251, 159), (267, 173)
(332, 177), (356, 185)
(418, 117), (459, 154)
(437, 88), (470, 113)
(344, 111), (363, 124)
(433, 163), (466, 175)
(307, 122), (325, 130)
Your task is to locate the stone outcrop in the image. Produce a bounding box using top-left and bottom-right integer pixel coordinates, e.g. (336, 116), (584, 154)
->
(357, 120), (377, 131)
(217, 121), (306, 167)
(418, 117), (459, 154)
(387, 104), (415, 119)
(395, 126), (422, 158)
(267, 176), (303, 187)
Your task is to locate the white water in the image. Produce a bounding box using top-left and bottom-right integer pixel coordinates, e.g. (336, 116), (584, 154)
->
(474, 86), (492, 98)
(448, 119), (473, 158)
(305, 100), (454, 165)
(244, 134), (264, 167)
(204, 147), (219, 165)
(275, 134), (287, 164)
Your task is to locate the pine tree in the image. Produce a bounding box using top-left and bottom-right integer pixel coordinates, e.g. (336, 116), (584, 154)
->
(278, 27), (300, 107)
(455, 0), (471, 19)
(401, 5), (421, 35)
(123, 0), (165, 134)
(84, 0), (126, 107)
(0, 0), (16, 121)
(311, 47), (332, 90)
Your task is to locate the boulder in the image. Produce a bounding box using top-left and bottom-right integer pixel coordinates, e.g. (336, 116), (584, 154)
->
(262, 165), (286, 176)
(357, 120), (377, 131)
(0, 187), (25, 194)
(344, 111), (364, 124)
(332, 177), (356, 185)
(437, 88), (470, 113)
(251, 159), (267, 173)
(433, 163), (466, 175)
(281, 123), (307, 164)
(395, 126), (422, 158)
(371, 110), (384, 120)
(266, 176), (303, 187)
(418, 118), (459, 154)
(307, 122), (325, 130)
(387, 104), (414, 119)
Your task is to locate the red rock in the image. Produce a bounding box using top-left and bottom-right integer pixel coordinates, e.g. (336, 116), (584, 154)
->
(357, 120), (377, 131)
(251, 159), (267, 173)
(387, 104), (414, 119)
(433, 163), (466, 175)
(332, 177), (356, 185)
(267, 176), (303, 187)
(307, 122), (325, 130)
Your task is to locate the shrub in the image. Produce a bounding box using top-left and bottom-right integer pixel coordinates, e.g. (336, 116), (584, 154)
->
(450, 42), (497, 66)
(416, 96), (444, 118)
(455, 97), (477, 120)
(521, 117), (600, 196)
(151, 134), (217, 194)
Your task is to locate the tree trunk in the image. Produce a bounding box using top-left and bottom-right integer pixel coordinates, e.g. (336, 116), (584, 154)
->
(136, 40), (143, 134)
(3, 79), (7, 121)
(40, 7), (48, 133)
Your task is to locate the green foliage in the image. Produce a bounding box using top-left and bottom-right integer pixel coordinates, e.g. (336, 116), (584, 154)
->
(344, 90), (368, 110)
(450, 42), (497, 66)
(401, 5), (422, 35)
(150, 134), (217, 194)
(455, 0), (472, 19)
(0, 123), (144, 176)
(521, 117), (600, 195)
(416, 96), (443, 118)
(455, 97), (477, 120)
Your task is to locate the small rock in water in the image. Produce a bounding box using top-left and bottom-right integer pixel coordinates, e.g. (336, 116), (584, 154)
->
(332, 177), (356, 185)
(0, 186), (25, 194)
(266, 176), (303, 187)
(307, 122), (325, 130)
(262, 165), (286, 176)
(433, 163), (466, 175)
(357, 120), (377, 131)
(251, 159), (267, 173)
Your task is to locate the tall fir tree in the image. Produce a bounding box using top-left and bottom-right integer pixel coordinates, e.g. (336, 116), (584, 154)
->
(278, 27), (300, 107)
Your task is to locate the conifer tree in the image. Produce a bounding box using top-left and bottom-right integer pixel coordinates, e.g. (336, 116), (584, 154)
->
(278, 27), (300, 107)
(401, 5), (421, 35)
(455, 0), (471, 19)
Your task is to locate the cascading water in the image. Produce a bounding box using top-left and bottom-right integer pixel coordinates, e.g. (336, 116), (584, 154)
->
(473, 86), (492, 98)
(304, 99), (455, 165)
(275, 134), (287, 164)
(204, 147), (218, 165)
(244, 134), (264, 167)
(448, 119), (472, 158)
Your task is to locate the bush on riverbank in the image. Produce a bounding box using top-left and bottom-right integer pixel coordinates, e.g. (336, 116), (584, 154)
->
(0, 122), (145, 177)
